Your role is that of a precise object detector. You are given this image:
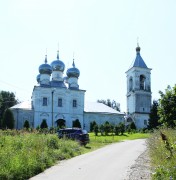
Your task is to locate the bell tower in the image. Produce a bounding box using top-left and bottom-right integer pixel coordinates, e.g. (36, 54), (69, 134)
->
(126, 45), (152, 128)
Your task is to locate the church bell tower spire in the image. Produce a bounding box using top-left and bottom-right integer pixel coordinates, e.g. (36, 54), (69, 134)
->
(126, 44), (152, 129)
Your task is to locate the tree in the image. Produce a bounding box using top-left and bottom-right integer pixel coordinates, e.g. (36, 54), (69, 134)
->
(40, 119), (48, 129)
(129, 121), (136, 130)
(23, 120), (30, 129)
(99, 124), (104, 135)
(97, 99), (120, 111)
(0, 91), (18, 128)
(90, 121), (97, 132)
(118, 122), (125, 135)
(94, 124), (99, 136)
(148, 100), (160, 129)
(114, 124), (121, 135)
(2, 109), (15, 129)
(158, 85), (176, 127)
(104, 121), (111, 136)
(72, 119), (81, 128)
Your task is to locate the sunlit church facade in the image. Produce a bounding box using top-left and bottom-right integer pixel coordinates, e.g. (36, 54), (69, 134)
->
(11, 45), (151, 130)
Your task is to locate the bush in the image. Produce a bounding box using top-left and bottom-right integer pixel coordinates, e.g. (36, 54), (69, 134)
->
(72, 119), (81, 128)
(93, 125), (99, 136)
(127, 122), (136, 134)
(0, 130), (82, 179)
(40, 119), (48, 129)
(104, 121), (111, 136)
(118, 122), (125, 135)
(2, 109), (15, 129)
(114, 125), (120, 135)
(99, 124), (104, 135)
(90, 121), (97, 132)
(23, 120), (30, 129)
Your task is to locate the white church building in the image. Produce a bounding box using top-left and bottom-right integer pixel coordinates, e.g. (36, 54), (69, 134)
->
(11, 45), (151, 130)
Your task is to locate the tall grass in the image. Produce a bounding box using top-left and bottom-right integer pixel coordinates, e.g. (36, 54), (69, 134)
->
(0, 130), (82, 180)
(147, 128), (176, 179)
(0, 130), (150, 179)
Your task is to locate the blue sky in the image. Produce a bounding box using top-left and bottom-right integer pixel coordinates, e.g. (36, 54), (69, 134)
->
(0, 0), (176, 111)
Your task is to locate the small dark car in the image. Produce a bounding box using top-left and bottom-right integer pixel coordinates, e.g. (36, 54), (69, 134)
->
(57, 128), (90, 146)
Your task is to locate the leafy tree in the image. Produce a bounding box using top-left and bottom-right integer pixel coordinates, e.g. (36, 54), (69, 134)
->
(111, 100), (120, 112)
(94, 124), (99, 136)
(104, 121), (111, 136)
(72, 119), (81, 128)
(40, 119), (48, 129)
(158, 85), (176, 127)
(127, 121), (136, 133)
(97, 99), (120, 111)
(2, 109), (15, 129)
(107, 99), (112, 107)
(99, 124), (104, 135)
(0, 91), (18, 128)
(118, 122), (125, 135)
(57, 119), (65, 129)
(129, 121), (136, 130)
(23, 120), (30, 129)
(148, 100), (160, 129)
(114, 124), (121, 135)
(90, 121), (97, 132)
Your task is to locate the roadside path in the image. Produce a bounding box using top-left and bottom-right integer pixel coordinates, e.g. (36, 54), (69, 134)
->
(30, 139), (146, 180)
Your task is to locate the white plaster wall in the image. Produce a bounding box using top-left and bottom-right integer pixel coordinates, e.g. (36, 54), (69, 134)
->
(11, 109), (34, 129)
(134, 113), (149, 129)
(40, 74), (50, 85)
(52, 71), (63, 81)
(32, 86), (85, 128)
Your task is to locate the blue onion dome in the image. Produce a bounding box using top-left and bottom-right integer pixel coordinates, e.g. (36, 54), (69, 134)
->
(66, 60), (80, 78)
(36, 74), (41, 83)
(50, 51), (65, 72)
(39, 55), (52, 75)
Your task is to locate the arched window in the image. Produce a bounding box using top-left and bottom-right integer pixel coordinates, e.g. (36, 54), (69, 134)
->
(140, 75), (146, 90)
(129, 77), (133, 91)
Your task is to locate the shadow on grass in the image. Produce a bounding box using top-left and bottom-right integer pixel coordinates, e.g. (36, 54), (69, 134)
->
(84, 146), (91, 149)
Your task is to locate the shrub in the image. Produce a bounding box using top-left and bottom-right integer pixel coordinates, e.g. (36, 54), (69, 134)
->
(23, 120), (30, 129)
(99, 124), (104, 135)
(40, 119), (48, 129)
(2, 109), (14, 129)
(114, 125), (120, 135)
(90, 121), (97, 132)
(72, 119), (81, 128)
(0, 130), (81, 179)
(118, 122), (125, 135)
(104, 121), (111, 136)
(93, 125), (99, 136)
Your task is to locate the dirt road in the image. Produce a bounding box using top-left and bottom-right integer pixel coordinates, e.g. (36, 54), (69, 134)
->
(30, 139), (146, 180)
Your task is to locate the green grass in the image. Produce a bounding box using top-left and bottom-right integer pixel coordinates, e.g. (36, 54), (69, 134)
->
(0, 130), (149, 179)
(86, 132), (150, 151)
(147, 128), (176, 179)
(0, 130), (83, 180)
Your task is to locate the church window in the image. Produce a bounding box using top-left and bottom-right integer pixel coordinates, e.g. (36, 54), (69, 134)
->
(58, 98), (62, 107)
(43, 97), (47, 106)
(140, 75), (146, 90)
(129, 77), (133, 91)
(73, 100), (77, 107)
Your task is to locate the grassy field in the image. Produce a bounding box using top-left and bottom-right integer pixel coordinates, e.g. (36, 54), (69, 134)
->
(147, 128), (176, 179)
(86, 132), (150, 152)
(0, 130), (149, 180)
